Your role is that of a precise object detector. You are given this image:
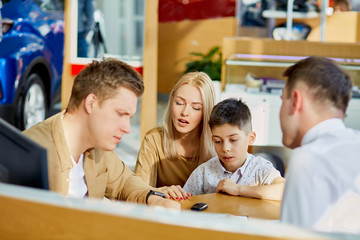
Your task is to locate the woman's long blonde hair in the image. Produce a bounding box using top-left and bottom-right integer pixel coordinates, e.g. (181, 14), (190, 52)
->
(163, 72), (216, 164)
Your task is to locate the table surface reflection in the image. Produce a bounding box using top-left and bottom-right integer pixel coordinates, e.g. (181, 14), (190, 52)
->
(180, 193), (281, 220)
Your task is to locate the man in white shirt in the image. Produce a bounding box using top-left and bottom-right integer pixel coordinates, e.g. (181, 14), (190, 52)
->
(279, 56), (360, 234)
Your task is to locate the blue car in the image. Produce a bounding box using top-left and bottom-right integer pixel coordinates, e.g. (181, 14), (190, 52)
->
(0, 0), (64, 130)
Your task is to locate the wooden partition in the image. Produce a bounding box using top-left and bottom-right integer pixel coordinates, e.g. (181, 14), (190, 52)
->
(0, 184), (331, 240)
(158, 17), (236, 93)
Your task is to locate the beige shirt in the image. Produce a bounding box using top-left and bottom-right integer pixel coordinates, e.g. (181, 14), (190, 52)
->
(23, 112), (150, 203)
(134, 127), (200, 187)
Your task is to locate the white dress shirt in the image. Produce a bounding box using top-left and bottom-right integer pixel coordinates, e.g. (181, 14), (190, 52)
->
(66, 154), (88, 198)
(183, 153), (281, 195)
(281, 118), (360, 234)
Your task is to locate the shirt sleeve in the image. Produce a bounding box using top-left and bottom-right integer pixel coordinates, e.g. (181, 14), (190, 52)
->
(105, 151), (151, 204)
(257, 159), (281, 185)
(134, 131), (159, 187)
(183, 165), (205, 195)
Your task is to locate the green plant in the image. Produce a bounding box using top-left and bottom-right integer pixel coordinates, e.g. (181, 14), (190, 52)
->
(184, 46), (222, 80)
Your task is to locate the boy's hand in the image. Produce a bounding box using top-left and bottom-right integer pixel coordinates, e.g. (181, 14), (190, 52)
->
(158, 185), (192, 201)
(147, 195), (181, 210)
(216, 178), (240, 196)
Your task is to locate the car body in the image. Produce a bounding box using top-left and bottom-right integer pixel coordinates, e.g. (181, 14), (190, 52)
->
(0, 0), (64, 130)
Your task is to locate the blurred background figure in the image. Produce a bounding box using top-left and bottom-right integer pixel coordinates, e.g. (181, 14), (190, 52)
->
(87, 9), (108, 58)
(333, 0), (352, 11)
(78, 0), (95, 57)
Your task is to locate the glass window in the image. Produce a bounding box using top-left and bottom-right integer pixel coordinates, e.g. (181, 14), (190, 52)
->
(34, 0), (64, 11)
(134, 0), (144, 16)
(119, 22), (126, 55)
(79, 0), (145, 60)
(119, 0), (125, 17)
(100, 0), (144, 59)
(135, 21), (143, 56)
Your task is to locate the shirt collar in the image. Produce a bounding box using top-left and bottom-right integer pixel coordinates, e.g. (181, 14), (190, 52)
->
(216, 153), (251, 175)
(70, 153), (84, 166)
(301, 118), (345, 145)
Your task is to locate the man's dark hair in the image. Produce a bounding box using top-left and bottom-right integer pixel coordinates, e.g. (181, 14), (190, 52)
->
(66, 58), (144, 113)
(209, 98), (252, 133)
(283, 56), (352, 113)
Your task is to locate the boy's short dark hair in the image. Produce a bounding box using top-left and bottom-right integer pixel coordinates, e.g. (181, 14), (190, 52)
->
(283, 56), (352, 113)
(66, 58), (144, 113)
(209, 98), (252, 133)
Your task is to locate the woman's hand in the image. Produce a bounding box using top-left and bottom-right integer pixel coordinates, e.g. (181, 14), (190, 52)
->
(158, 185), (192, 201)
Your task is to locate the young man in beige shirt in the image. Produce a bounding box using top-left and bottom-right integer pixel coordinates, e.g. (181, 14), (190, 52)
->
(23, 58), (179, 209)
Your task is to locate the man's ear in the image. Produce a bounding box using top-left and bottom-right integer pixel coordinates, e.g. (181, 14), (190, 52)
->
(291, 89), (303, 114)
(84, 93), (97, 114)
(248, 131), (256, 145)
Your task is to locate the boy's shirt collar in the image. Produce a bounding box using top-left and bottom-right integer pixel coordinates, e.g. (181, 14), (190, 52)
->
(216, 153), (251, 176)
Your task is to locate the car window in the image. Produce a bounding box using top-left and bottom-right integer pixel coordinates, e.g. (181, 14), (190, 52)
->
(34, 0), (64, 11)
(1, 0), (11, 5)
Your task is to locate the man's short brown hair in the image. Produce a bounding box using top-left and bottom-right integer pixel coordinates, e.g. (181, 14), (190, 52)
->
(66, 58), (144, 113)
(283, 56), (352, 113)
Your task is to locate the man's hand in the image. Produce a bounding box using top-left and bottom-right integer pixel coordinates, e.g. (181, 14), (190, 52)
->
(147, 195), (181, 210)
(158, 185), (192, 201)
(216, 178), (240, 196)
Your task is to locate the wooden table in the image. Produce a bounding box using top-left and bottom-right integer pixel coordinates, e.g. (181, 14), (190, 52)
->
(180, 193), (281, 220)
(0, 184), (331, 240)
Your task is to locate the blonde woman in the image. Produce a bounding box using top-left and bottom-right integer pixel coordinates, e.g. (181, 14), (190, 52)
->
(135, 72), (216, 200)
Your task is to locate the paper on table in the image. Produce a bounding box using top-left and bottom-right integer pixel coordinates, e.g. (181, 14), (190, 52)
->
(184, 211), (248, 221)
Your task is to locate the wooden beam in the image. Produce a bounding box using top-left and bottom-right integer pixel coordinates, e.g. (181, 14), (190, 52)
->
(141, 0), (159, 140)
(61, 0), (76, 110)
